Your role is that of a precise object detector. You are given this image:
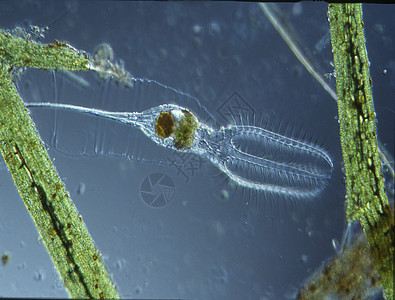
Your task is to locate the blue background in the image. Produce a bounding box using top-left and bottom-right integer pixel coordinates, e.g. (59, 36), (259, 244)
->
(0, 2), (393, 299)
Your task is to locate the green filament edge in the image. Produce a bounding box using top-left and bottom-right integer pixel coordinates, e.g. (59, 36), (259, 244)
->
(329, 4), (394, 299)
(0, 29), (120, 299)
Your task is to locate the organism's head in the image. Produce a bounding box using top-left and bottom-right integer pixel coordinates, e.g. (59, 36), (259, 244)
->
(155, 109), (199, 150)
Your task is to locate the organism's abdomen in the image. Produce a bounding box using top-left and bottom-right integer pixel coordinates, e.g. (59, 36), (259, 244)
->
(205, 125), (333, 198)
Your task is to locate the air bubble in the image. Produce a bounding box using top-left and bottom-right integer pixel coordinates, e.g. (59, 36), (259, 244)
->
(34, 270), (45, 281)
(76, 182), (86, 195)
(209, 22), (221, 35)
(192, 24), (202, 35)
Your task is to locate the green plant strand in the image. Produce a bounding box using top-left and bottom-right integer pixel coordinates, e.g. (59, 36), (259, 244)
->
(0, 29), (120, 299)
(259, 3), (394, 179)
(328, 4), (394, 299)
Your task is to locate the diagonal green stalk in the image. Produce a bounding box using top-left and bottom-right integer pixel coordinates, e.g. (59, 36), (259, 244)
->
(0, 29), (120, 298)
(259, 3), (394, 179)
(260, 3), (393, 298)
(328, 4), (394, 299)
